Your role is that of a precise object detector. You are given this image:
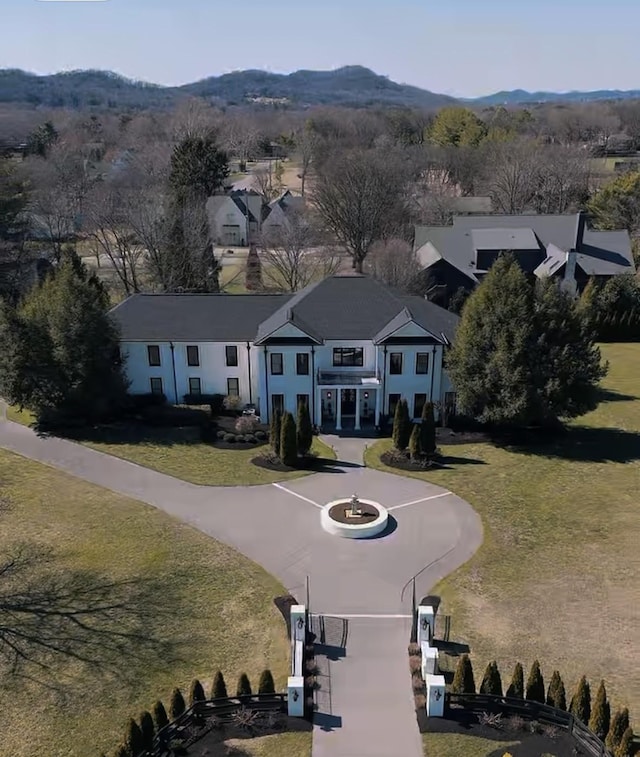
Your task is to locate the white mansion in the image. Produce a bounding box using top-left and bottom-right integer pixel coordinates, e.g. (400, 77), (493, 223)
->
(111, 275), (459, 431)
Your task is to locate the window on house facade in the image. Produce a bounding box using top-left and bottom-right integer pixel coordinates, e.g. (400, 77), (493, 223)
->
(296, 352), (309, 375)
(388, 393), (401, 416)
(271, 353), (283, 375)
(444, 391), (458, 416)
(225, 345), (238, 367)
(413, 393), (427, 418)
(389, 353), (403, 375)
(416, 353), (429, 374)
(189, 377), (202, 396)
(150, 377), (163, 395)
(227, 378), (239, 396)
(271, 394), (284, 415)
(332, 347), (363, 367)
(147, 345), (161, 367)
(297, 393), (309, 409)
(186, 345), (199, 366)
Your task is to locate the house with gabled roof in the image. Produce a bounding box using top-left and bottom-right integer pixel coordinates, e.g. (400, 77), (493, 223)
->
(110, 274), (459, 431)
(206, 189), (262, 247)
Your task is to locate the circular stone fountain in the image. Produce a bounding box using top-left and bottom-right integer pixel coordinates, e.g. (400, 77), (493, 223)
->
(320, 493), (389, 539)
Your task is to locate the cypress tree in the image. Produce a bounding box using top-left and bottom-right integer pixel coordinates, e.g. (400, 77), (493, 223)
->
(614, 727), (634, 757)
(546, 670), (566, 711)
(506, 662), (524, 699)
(569, 676), (591, 724)
(392, 399), (404, 450)
(169, 688), (186, 720)
(188, 678), (206, 706)
(451, 654), (476, 694)
(258, 669), (276, 694)
(245, 244), (263, 291)
(211, 670), (228, 699)
(139, 711), (155, 752)
(408, 422), (421, 459)
(479, 661), (503, 696)
(398, 399), (413, 450)
(420, 401), (437, 456)
(270, 410), (281, 456)
(606, 708), (630, 752)
(525, 660), (545, 704)
(236, 672), (252, 698)
(280, 411), (298, 466)
(296, 398), (313, 456)
(589, 680), (611, 741)
(123, 718), (144, 757)
(152, 700), (169, 732)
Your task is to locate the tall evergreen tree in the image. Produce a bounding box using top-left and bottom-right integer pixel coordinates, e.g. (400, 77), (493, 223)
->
(614, 727), (634, 757)
(546, 670), (567, 711)
(123, 718), (144, 757)
(408, 422), (421, 459)
(189, 679), (206, 706)
(151, 700), (169, 732)
(139, 711), (155, 752)
(589, 680), (611, 741)
(270, 410), (282, 456)
(479, 661), (503, 696)
(392, 399), (412, 450)
(169, 688), (186, 720)
(419, 401), (437, 456)
(245, 244), (263, 291)
(280, 411), (298, 466)
(606, 708), (630, 752)
(296, 398), (313, 455)
(451, 654), (476, 694)
(169, 134), (229, 200)
(525, 660), (545, 704)
(258, 669), (276, 694)
(211, 670), (228, 699)
(392, 399), (404, 450)
(569, 676), (591, 724)
(506, 662), (524, 699)
(236, 672), (252, 698)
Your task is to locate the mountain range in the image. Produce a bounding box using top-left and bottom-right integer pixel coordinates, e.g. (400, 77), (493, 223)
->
(1, 65), (639, 110)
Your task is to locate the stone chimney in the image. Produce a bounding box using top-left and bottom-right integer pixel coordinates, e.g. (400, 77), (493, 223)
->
(562, 250), (578, 297)
(575, 210), (587, 249)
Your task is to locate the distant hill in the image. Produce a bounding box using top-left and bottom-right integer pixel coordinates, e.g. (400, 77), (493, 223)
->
(468, 88), (640, 106)
(0, 66), (456, 109)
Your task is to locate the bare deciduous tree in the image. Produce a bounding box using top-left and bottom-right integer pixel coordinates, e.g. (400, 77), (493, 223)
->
(252, 163), (277, 203)
(365, 238), (421, 292)
(482, 139), (539, 214)
(296, 124), (321, 196)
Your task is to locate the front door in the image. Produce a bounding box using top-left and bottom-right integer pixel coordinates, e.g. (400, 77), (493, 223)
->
(341, 388), (356, 416)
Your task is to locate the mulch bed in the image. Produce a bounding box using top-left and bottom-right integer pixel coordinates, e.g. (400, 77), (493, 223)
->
(213, 440), (266, 450)
(327, 501), (379, 524)
(380, 450), (442, 472)
(252, 453), (319, 472)
(274, 594), (298, 636)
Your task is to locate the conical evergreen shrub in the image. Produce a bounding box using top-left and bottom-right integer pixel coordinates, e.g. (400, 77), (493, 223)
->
(506, 662), (524, 699)
(606, 708), (630, 751)
(398, 400), (412, 450)
(589, 680), (610, 741)
(236, 672), (252, 698)
(420, 401), (437, 456)
(569, 676), (591, 724)
(189, 679), (206, 706)
(392, 400), (404, 450)
(245, 244), (262, 291)
(152, 700), (169, 732)
(451, 654), (476, 694)
(525, 660), (545, 704)
(546, 670), (566, 711)
(296, 399), (313, 455)
(280, 411), (298, 466)
(124, 718), (144, 757)
(270, 410), (282, 456)
(409, 422), (421, 459)
(211, 670), (227, 700)
(139, 711), (155, 752)
(479, 661), (503, 696)
(258, 669), (276, 694)
(169, 688), (186, 720)
(614, 727), (634, 757)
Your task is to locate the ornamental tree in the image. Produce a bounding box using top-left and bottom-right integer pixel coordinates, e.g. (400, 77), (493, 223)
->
(420, 401), (437, 456)
(506, 662), (524, 699)
(569, 676), (591, 724)
(139, 711), (155, 752)
(296, 398), (313, 456)
(123, 718), (144, 757)
(409, 422), (421, 460)
(258, 669), (276, 694)
(589, 680), (611, 741)
(236, 672), (252, 698)
(152, 700), (169, 732)
(479, 661), (503, 696)
(525, 660), (545, 704)
(606, 708), (630, 752)
(280, 411), (298, 466)
(211, 670), (228, 699)
(546, 670), (567, 711)
(169, 688), (186, 720)
(189, 679), (206, 706)
(270, 410), (282, 456)
(451, 654), (476, 694)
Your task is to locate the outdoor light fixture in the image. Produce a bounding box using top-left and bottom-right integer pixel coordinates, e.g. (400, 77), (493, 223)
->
(422, 619), (429, 632)
(364, 392), (369, 399)
(297, 617), (304, 630)
(292, 690), (299, 702)
(326, 391), (332, 398)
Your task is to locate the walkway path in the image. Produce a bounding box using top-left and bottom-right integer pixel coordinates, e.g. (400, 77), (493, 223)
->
(0, 415), (482, 757)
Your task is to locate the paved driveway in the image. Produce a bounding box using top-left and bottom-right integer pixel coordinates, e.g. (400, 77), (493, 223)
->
(0, 419), (482, 757)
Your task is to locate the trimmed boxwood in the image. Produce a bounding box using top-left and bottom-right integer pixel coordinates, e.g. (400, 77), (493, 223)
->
(216, 429), (226, 440)
(236, 434), (246, 443)
(223, 433), (236, 443)
(255, 429), (267, 441)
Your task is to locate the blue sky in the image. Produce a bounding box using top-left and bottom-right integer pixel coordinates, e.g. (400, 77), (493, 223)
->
(1, 0), (639, 98)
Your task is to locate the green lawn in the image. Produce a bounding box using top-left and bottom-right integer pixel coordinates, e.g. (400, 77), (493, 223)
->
(422, 733), (517, 757)
(0, 448), (293, 757)
(5, 405), (36, 425)
(365, 344), (640, 716)
(205, 731), (312, 756)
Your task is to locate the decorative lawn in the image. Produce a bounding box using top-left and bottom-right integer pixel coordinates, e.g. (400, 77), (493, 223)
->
(365, 344), (640, 716)
(198, 731), (312, 756)
(423, 733), (517, 757)
(4, 405), (36, 426)
(0, 448), (292, 757)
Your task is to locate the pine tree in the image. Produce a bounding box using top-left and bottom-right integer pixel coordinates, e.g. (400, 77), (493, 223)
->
(479, 661), (503, 696)
(211, 670), (228, 699)
(236, 672), (252, 698)
(569, 676), (591, 724)
(245, 244), (263, 291)
(258, 669), (276, 694)
(525, 660), (545, 704)
(169, 688), (186, 720)
(420, 401), (437, 456)
(188, 679), (206, 706)
(139, 711), (155, 752)
(123, 718), (144, 757)
(546, 670), (566, 710)
(270, 410), (281, 456)
(606, 708), (630, 752)
(280, 411), (298, 466)
(451, 654), (476, 694)
(152, 700), (169, 732)
(506, 662), (524, 699)
(614, 727), (634, 757)
(589, 680), (611, 741)
(408, 422), (421, 459)
(296, 398), (313, 456)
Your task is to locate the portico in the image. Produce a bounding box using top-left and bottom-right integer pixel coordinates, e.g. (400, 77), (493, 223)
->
(316, 372), (382, 431)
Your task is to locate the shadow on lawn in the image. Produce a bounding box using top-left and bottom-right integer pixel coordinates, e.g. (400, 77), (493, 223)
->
(598, 387), (639, 403)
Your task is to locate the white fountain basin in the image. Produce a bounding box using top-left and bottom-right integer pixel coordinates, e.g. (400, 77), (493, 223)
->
(320, 498), (389, 539)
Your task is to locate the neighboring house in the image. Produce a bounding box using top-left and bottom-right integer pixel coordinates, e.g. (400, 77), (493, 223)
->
(261, 190), (304, 235)
(111, 274), (459, 431)
(414, 211), (635, 301)
(206, 190), (262, 247)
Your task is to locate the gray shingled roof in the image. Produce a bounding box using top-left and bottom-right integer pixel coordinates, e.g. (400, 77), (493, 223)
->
(471, 227), (540, 251)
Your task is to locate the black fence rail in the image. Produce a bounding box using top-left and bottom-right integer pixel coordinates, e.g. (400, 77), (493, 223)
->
(151, 693), (288, 756)
(446, 692), (614, 757)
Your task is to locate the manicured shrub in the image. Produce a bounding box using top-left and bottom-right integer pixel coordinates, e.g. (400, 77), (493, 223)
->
(296, 399), (313, 455)
(245, 433), (257, 443)
(223, 432), (236, 443)
(223, 394), (243, 412)
(189, 678), (206, 706)
(419, 401), (437, 456)
(408, 422), (421, 459)
(245, 244), (262, 290)
(506, 662), (524, 699)
(270, 410), (282, 456)
(451, 654), (476, 694)
(255, 429), (267, 440)
(169, 688), (186, 720)
(139, 711), (155, 752)
(211, 670), (227, 699)
(606, 708), (630, 751)
(258, 669), (276, 694)
(236, 672), (252, 698)
(569, 675), (591, 724)
(280, 411), (298, 466)
(235, 434), (246, 443)
(525, 660), (545, 704)
(236, 415), (259, 433)
(479, 660), (503, 696)
(614, 727), (634, 757)
(216, 429), (226, 439)
(152, 700), (169, 732)
(589, 680), (610, 740)
(210, 393), (225, 416)
(124, 718), (144, 757)
(546, 670), (567, 711)
(392, 399), (411, 451)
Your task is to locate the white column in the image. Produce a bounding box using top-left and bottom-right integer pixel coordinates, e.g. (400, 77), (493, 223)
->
(315, 385), (322, 426)
(336, 388), (342, 431)
(354, 388), (361, 430)
(374, 388), (381, 426)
